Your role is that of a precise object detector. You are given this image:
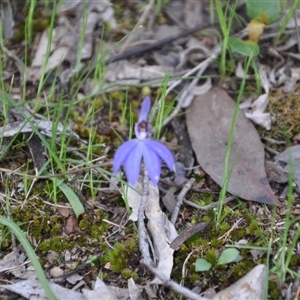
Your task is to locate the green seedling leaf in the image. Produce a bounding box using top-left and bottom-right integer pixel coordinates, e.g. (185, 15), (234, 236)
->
(228, 37), (260, 56)
(246, 0), (281, 24)
(0, 216), (58, 300)
(234, 254), (243, 263)
(54, 178), (85, 217)
(195, 258), (212, 272)
(217, 248), (241, 265)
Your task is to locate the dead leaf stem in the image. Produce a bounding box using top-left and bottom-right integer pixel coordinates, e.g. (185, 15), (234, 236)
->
(141, 260), (208, 300)
(105, 23), (216, 65)
(171, 177), (195, 225)
(138, 168), (152, 264)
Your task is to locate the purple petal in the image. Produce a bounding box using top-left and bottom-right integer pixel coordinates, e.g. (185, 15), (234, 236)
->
(142, 144), (161, 185)
(124, 141), (143, 186)
(144, 139), (175, 171)
(138, 96), (151, 122)
(113, 139), (139, 174)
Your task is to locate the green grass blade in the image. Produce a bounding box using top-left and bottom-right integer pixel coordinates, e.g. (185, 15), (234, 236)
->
(0, 216), (58, 300)
(53, 178), (85, 217)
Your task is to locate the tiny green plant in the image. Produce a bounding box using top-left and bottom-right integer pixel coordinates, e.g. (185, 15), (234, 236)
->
(214, 0), (238, 76)
(270, 143), (300, 289)
(195, 248), (242, 272)
(104, 239), (137, 273)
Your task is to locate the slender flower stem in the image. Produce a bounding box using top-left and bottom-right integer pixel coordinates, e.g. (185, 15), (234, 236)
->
(140, 260), (208, 300)
(138, 167), (152, 264)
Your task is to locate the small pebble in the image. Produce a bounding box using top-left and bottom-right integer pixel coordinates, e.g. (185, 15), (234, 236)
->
(50, 266), (64, 278)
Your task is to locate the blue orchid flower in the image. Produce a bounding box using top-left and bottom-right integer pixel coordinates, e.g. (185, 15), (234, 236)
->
(113, 96), (175, 186)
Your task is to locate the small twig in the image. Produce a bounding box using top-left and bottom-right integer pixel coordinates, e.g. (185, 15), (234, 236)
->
(162, 46), (220, 127)
(171, 177), (195, 225)
(1, 45), (25, 84)
(183, 196), (235, 210)
(104, 213), (128, 249)
(106, 22), (216, 65)
(181, 250), (195, 286)
(141, 260), (208, 300)
(294, 14), (300, 54)
(218, 218), (243, 241)
(51, 253), (102, 282)
(118, 0), (155, 54)
(261, 136), (286, 145)
(149, 46), (221, 125)
(0, 161), (110, 179)
(264, 146), (279, 156)
(170, 223), (208, 250)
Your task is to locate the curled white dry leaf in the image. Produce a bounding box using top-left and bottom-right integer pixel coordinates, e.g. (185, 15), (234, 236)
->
(193, 77), (212, 95)
(243, 94), (273, 130)
(291, 67), (300, 80)
(240, 64), (274, 130)
(245, 111), (272, 130)
(259, 65), (270, 93)
(252, 93), (269, 112)
(127, 278), (140, 300)
(239, 95), (256, 110)
(181, 77), (212, 108)
(282, 77), (297, 93)
(235, 61), (251, 79)
(126, 183), (141, 222)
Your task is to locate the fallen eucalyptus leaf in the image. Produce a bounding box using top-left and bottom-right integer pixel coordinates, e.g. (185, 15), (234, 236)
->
(186, 86), (281, 206)
(212, 264), (267, 300)
(0, 278), (83, 300)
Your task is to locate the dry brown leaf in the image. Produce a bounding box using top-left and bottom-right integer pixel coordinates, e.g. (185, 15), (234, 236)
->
(187, 86), (281, 206)
(212, 264), (266, 300)
(0, 279), (84, 300)
(65, 216), (78, 235)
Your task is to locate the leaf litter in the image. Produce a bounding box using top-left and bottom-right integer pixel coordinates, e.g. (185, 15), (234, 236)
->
(1, 1), (300, 300)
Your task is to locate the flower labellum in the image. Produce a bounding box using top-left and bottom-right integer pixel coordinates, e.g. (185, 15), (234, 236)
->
(113, 96), (175, 186)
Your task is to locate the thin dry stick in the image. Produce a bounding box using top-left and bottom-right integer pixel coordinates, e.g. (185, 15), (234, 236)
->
(183, 195), (235, 210)
(149, 45), (221, 125)
(118, 0), (155, 54)
(171, 177), (195, 225)
(141, 260), (208, 300)
(162, 46), (220, 127)
(294, 13), (300, 54)
(106, 22), (216, 65)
